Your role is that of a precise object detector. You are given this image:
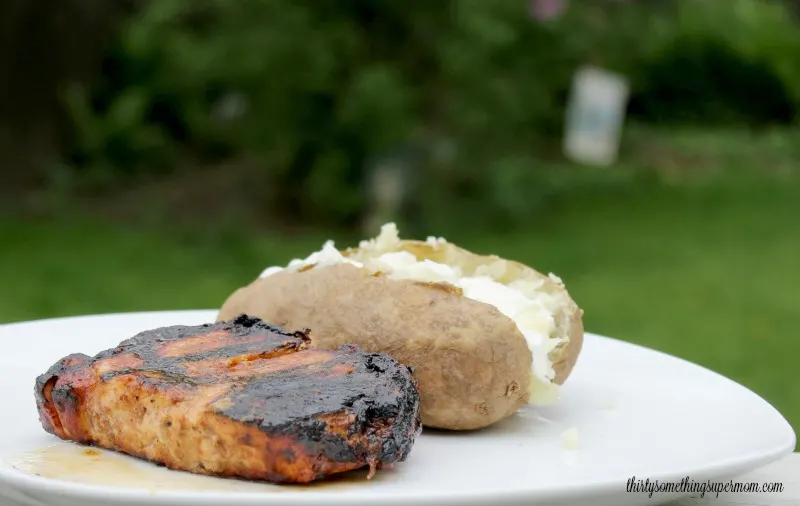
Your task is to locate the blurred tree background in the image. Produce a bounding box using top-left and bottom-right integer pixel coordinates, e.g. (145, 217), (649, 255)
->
(1, 0), (799, 445)
(3, 0), (800, 231)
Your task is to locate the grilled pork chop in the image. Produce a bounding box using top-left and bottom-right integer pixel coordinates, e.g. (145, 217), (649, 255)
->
(34, 314), (421, 483)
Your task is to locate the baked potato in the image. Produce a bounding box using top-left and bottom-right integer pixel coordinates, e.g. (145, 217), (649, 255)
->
(218, 223), (584, 431)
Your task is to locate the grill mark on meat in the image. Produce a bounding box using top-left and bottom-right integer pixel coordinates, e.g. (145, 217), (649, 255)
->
(101, 368), (205, 387)
(34, 314), (421, 484)
(95, 354), (145, 376)
(180, 349), (334, 379)
(158, 330), (254, 357)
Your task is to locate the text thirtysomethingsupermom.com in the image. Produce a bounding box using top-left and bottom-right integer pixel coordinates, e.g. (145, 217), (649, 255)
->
(626, 476), (784, 499)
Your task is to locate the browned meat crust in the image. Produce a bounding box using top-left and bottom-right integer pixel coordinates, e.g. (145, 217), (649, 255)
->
(34, 314), (421, 484)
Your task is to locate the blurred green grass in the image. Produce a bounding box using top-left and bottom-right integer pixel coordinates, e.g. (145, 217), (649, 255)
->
(1, 152), (798, 448)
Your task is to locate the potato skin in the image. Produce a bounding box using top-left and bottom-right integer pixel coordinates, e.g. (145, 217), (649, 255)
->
(553, 305), (583, 384)
(218, 264), (533, 430)
(360, 240), (584, 386)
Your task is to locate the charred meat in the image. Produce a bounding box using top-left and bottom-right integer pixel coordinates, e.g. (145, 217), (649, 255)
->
(34, 314), (421, 483)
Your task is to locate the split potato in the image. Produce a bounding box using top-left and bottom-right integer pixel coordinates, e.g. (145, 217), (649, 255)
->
(218, 223), (584, 430)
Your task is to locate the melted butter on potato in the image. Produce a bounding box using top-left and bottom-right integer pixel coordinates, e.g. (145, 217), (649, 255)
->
(257, 223), (576, 406)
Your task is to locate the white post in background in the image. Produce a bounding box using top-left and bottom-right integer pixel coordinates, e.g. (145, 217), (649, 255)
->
(362, 158), (407, 237)
(563, 66), (630, 167)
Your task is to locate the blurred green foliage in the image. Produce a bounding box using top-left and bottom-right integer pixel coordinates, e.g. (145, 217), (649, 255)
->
(58, 0), (800, 231)
(629, 0), (800, 124)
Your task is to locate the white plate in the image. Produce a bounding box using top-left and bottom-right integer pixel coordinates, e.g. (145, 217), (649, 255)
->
(0, 310), (794, 506)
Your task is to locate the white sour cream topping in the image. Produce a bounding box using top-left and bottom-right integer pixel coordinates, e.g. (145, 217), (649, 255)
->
(259, 223), (565, 404)
(259, 240), (363, 279)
